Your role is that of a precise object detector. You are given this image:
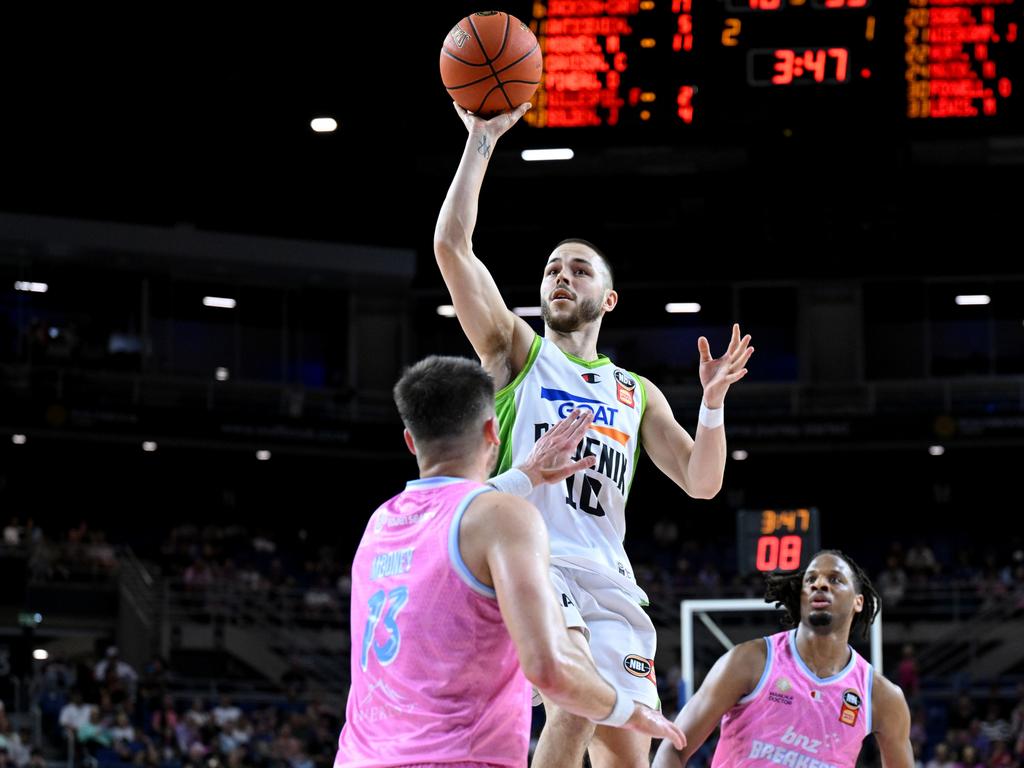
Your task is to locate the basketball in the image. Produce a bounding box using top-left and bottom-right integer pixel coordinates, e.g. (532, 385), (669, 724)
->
(440, 11), (543, 117)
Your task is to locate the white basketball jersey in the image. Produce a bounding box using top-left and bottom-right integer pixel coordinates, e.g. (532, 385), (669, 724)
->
(494, 335), (648, 600)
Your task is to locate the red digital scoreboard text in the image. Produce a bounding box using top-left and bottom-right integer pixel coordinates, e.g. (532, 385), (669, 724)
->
(738, 508), (821, 576)
(520, 0), (1020, 129)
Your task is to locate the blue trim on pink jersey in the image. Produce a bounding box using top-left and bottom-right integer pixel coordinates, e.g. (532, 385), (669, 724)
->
(737, 636), (774, 705)
(788, 629), (857, 685)
(448, 486), (497, 599)
(406, 476), (466, 490)
(866, 670), (874, 733)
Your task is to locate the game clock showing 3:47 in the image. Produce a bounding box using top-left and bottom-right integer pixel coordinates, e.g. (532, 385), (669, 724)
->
(748, 48), (851, 85)
(737, 508), (821, 576)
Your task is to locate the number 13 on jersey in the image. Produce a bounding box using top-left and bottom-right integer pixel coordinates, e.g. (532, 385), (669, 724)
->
(360, 586), (409, 671)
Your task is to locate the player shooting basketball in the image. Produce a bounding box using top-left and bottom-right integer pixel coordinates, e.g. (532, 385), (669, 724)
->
(433, 100), (754, 767)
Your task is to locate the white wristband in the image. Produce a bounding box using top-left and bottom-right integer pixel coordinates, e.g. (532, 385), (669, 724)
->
(594, 687), (634, 727)
(699, 400), (724, 430)
(487, 467), (533, 497)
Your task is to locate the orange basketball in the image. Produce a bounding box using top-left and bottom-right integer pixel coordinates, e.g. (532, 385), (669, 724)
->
(440, 11), (543, 117)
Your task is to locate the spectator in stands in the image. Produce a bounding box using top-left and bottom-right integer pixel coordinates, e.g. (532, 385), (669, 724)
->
(950, 696), (978, 731)
(0, 712), (28, 768)
(184, 697), (210, 729)
(151, 694), (178, 734)
(303, 576), (337, 623)
(878, 554), (909, 608)
(967, 720), (992, 758)
(94, 646), (137, 686)
(898, 644), (921, 700)
(959, 744), (985, 768)
(1009, 686), (1024, 739)
(183, 558), (214, 591)
(926, 742), (956, 768)
(980, 704), (1013, 745)
(76, 708), (111, 749)
(906, 541), (940, 581)
(988, 740), (1013, 768)
(109, 710), (136, 744)
(58, 690), (94, 738)
(212, 695), (241, 729)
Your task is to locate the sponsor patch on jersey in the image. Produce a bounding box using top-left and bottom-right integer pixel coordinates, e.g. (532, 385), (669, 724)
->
(616, 384), (634, 408)
(839, 688), (861, 726)
(581, 372), (602, 384)
(769, 678), (794, 705)
(614, 370), (636, 408)
(623, 655), (656, 684)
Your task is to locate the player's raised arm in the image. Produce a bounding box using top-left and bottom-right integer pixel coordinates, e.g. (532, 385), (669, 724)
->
(433, 103), (536, 388)
(652, 640), (766, 768)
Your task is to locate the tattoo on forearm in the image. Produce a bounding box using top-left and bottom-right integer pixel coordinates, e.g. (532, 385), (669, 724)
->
(477, 135), (491, 159)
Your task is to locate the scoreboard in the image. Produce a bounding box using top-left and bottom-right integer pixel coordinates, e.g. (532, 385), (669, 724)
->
(519, 0), (1021, 134)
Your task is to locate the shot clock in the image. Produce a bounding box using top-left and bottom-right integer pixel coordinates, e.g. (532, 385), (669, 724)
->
(737, 508), (821, 576)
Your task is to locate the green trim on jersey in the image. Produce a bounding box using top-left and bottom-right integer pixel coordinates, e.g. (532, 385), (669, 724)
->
(557, 346), (611, 370)
(626, 372), (648, 498)
(494, 335), (543, 475)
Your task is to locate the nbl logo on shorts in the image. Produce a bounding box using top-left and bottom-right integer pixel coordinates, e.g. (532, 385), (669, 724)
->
(623, 654), (656, 684)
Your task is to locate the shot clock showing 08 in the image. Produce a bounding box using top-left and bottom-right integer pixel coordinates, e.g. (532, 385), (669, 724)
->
(514, 0), (1021, 134)
(736, 508), (821, 576)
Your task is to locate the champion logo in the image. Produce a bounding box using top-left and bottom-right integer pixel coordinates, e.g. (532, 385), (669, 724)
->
(581, 372), (602, 384)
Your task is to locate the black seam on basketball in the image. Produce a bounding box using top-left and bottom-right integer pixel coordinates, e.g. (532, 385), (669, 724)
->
(441, 48), (490, 68)
(469, 14), (516, 112)
(467, 15), (493, 63)
(493, 13), (512, 62)
(444, 71), (497, 90)
(474, 82), (508, 114)
(494, 42), (539, 78)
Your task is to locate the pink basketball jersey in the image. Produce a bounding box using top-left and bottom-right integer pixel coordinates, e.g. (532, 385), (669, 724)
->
(335, 476), (531, 768)
(712, 629), (874, 768)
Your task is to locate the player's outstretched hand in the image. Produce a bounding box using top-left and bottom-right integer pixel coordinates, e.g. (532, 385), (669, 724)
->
(518, 409), (596, 487)
(453, 100), (531, 147)
(698, 322), (754, 409)
(625, 702), (687, 751)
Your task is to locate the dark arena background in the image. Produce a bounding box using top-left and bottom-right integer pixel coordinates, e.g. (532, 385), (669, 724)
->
(0, 4), (1021, 767)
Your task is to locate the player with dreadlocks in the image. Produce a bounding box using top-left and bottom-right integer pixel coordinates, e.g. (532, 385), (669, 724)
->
(654, 550), (913, 768)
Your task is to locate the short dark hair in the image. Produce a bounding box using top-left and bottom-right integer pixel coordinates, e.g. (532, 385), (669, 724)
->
(393, 355), (495, 446)
(764, 549), (880, 640)
(554, 238), (614, 289)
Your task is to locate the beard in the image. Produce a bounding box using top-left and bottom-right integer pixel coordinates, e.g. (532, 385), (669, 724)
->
(541, 295), (603, 333)
(808, 611), (833, 628)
